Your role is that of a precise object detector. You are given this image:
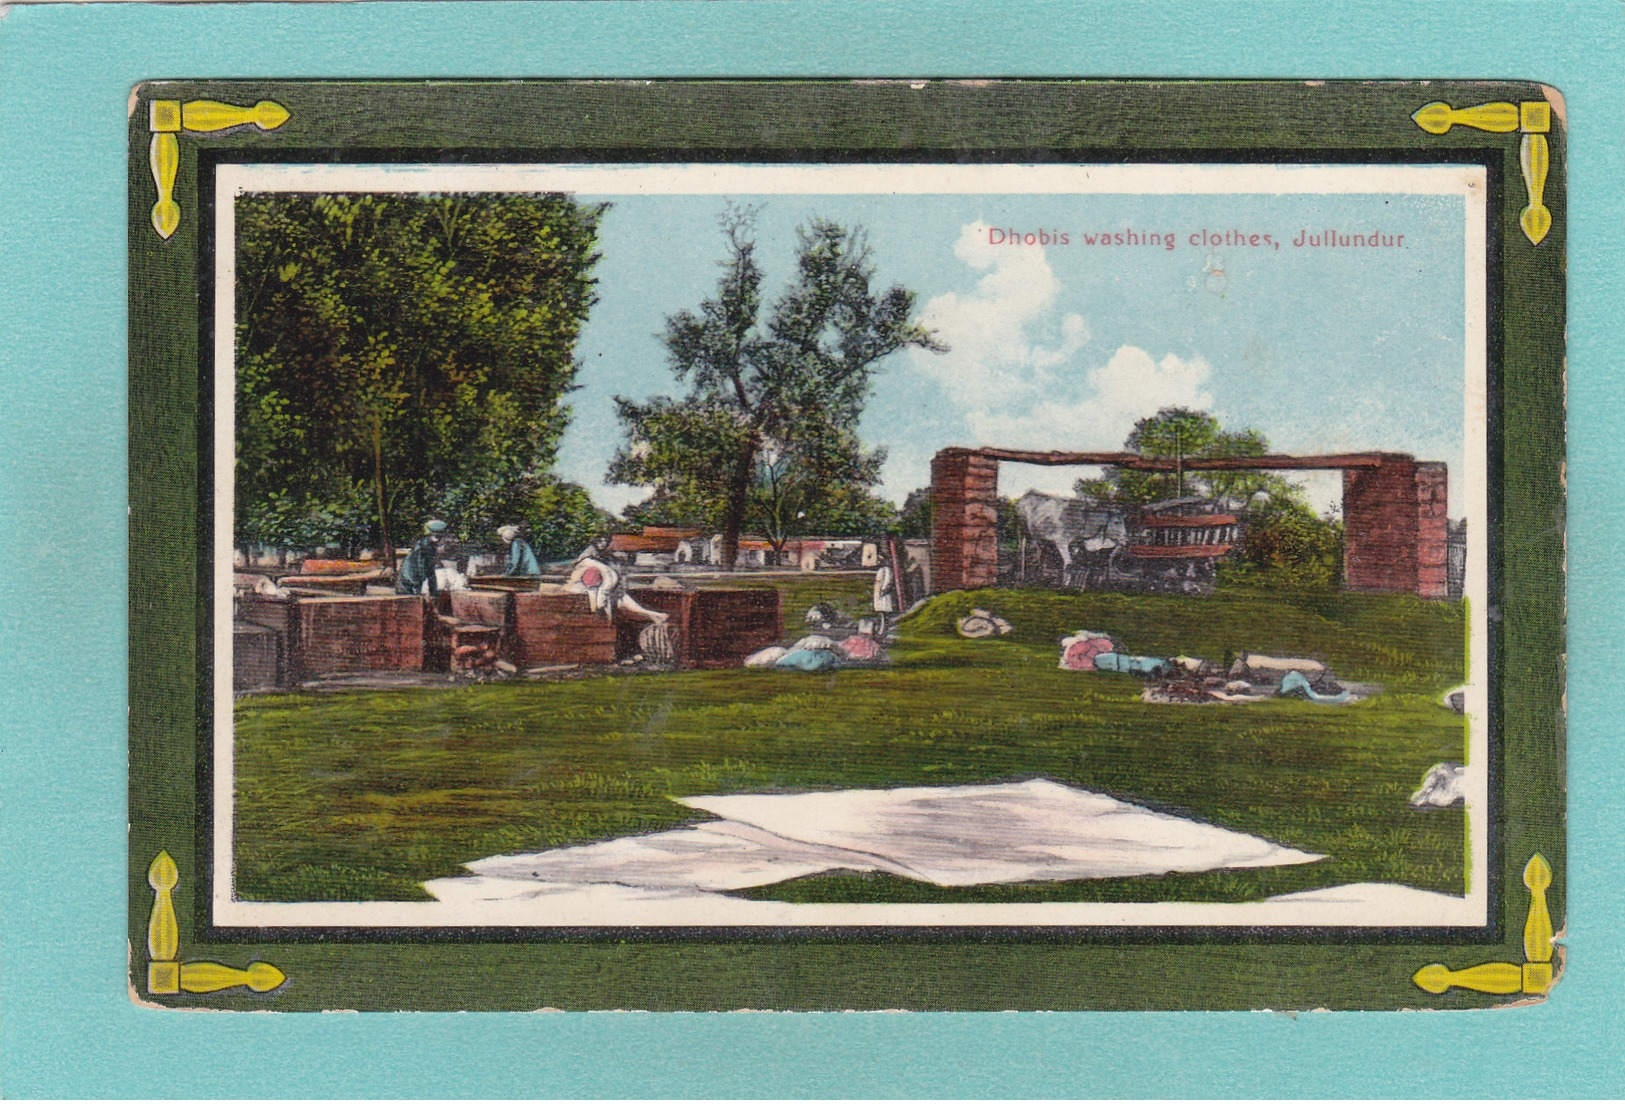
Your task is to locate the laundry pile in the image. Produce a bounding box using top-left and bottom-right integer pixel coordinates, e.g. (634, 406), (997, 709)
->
(956, 608), (1014, 638)
(739, 605), (895, 672)
(1059, 633), (1367, 705)
(745, 631), (888, 672)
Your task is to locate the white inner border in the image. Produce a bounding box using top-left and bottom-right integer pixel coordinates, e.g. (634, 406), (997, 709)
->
(213, 162), (1489, 928)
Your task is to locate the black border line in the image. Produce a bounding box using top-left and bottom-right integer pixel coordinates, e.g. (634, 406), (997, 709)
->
(195, 142), (1506, 949)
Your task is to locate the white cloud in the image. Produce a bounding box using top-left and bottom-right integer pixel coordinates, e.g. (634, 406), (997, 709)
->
(908, 221), (1090, 406)
(900, 223), (1224, 501)
(968, 345), (1215, 452)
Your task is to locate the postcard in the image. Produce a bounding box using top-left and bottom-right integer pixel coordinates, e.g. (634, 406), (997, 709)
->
(127, 79), (1565, 1010)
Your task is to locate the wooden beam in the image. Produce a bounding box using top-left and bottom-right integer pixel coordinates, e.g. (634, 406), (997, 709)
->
(959, 447), (1141, 466)
(1125, 452), (1397, 472)
(945, 446), (1399, 471)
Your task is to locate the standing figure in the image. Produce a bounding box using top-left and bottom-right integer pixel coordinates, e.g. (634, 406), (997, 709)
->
(498, 525), (542, 577)
(395, 519), (447, 596)
(872, 562), (898, 636)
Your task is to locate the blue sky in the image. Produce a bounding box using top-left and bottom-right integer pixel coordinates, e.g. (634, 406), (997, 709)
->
(546, 184), (1471, 518)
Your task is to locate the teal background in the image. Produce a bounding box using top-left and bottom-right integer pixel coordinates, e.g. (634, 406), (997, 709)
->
(0, 1), (1617, 1096)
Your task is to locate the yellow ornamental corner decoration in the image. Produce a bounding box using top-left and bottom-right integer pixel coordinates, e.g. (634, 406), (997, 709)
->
(145, 851), (286, 997)
(146, 98), (290, 241)
(1411, 98), (1554, 246)
(1413, 854), (1557, 998)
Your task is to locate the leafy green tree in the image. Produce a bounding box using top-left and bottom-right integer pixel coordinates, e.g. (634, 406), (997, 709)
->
(610, 396), (752, 534)
(785, 480), (899, 540)
(995, 496), (1025, 546)
(1075, 407), (1281, 506)
(892, 486), (934, 539)
(609, 208), (943, 569)
(234, 192), (605, 556)
(748, 434), (898, 549)
(440, 472), (611, 563)
(521, 478), (615, 563)
(1075, 407), (1342, 586)
(1218, 498), (1345, 589)
(619, 490), (704, 531)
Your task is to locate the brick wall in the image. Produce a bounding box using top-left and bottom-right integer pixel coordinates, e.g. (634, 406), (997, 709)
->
(509, 592), (618, 666)
(930, 448), (1001, 591)
(1414, 461), (1450, 599)
(627, 587), (783, 669)
(292, 595), (426, 677)
(1343, 455), (1449, 598)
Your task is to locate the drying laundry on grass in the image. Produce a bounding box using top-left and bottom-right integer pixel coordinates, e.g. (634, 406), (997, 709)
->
(1057, 632), (1372, 705)
(747, 628), (891, 672)
(1409, 762), (1468, 808)
(424, 778), (1324, 906)
(956, 608), (1014, 638)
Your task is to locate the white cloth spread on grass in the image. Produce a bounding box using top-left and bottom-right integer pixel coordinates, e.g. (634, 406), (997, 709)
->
(425, 779), (1321, 906)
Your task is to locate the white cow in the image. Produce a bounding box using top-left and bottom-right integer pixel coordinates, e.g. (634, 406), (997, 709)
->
(1016, 491), (1129, 585)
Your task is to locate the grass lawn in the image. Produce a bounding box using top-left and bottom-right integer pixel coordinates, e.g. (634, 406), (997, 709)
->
(234, 584), (1469, 904)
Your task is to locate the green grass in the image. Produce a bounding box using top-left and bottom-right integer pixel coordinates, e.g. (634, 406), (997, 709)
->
(233, 584), (1468, 904)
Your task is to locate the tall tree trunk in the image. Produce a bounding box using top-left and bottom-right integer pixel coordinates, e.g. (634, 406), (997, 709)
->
(718, 440), (757, 572)
(371, 420), (393, 569)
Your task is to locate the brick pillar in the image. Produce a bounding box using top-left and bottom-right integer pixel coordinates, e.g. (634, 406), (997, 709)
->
(1342, 454), (1449, 598)
(930, 448), (1000, 592)
(1414, 461), (1450, 599)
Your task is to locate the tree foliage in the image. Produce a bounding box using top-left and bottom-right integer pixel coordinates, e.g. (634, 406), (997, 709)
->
(892, 486), (935, 539)
(749, 435), (901, 547)
(1074, 407), (1283, 506)
(1076, 407), (1343, 587)
(443, 472), (611, 564)
(609, 396), (751, 532)
(609, 209), (943, 566)
(234, 192), (605, 554)
(1217, 499), (1345, 590)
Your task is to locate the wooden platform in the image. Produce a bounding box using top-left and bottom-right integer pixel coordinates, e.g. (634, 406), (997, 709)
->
(464, 575), (567, 592)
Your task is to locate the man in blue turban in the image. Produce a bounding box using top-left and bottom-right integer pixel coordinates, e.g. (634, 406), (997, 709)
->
(395, 519), (448, 596)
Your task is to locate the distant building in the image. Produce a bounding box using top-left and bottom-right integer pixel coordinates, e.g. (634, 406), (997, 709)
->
(604, 527), (700, 567)
(623, 527), (881, 571)
(809, 538), (880, 569)
(674, 536), (708, 565)
(734, 538), (779, 568)
(786, 539), (826, 572)
(687, 534), (793, 569)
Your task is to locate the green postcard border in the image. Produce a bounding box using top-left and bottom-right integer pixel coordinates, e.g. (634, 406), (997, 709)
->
(128, 78), (1564, 1013)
